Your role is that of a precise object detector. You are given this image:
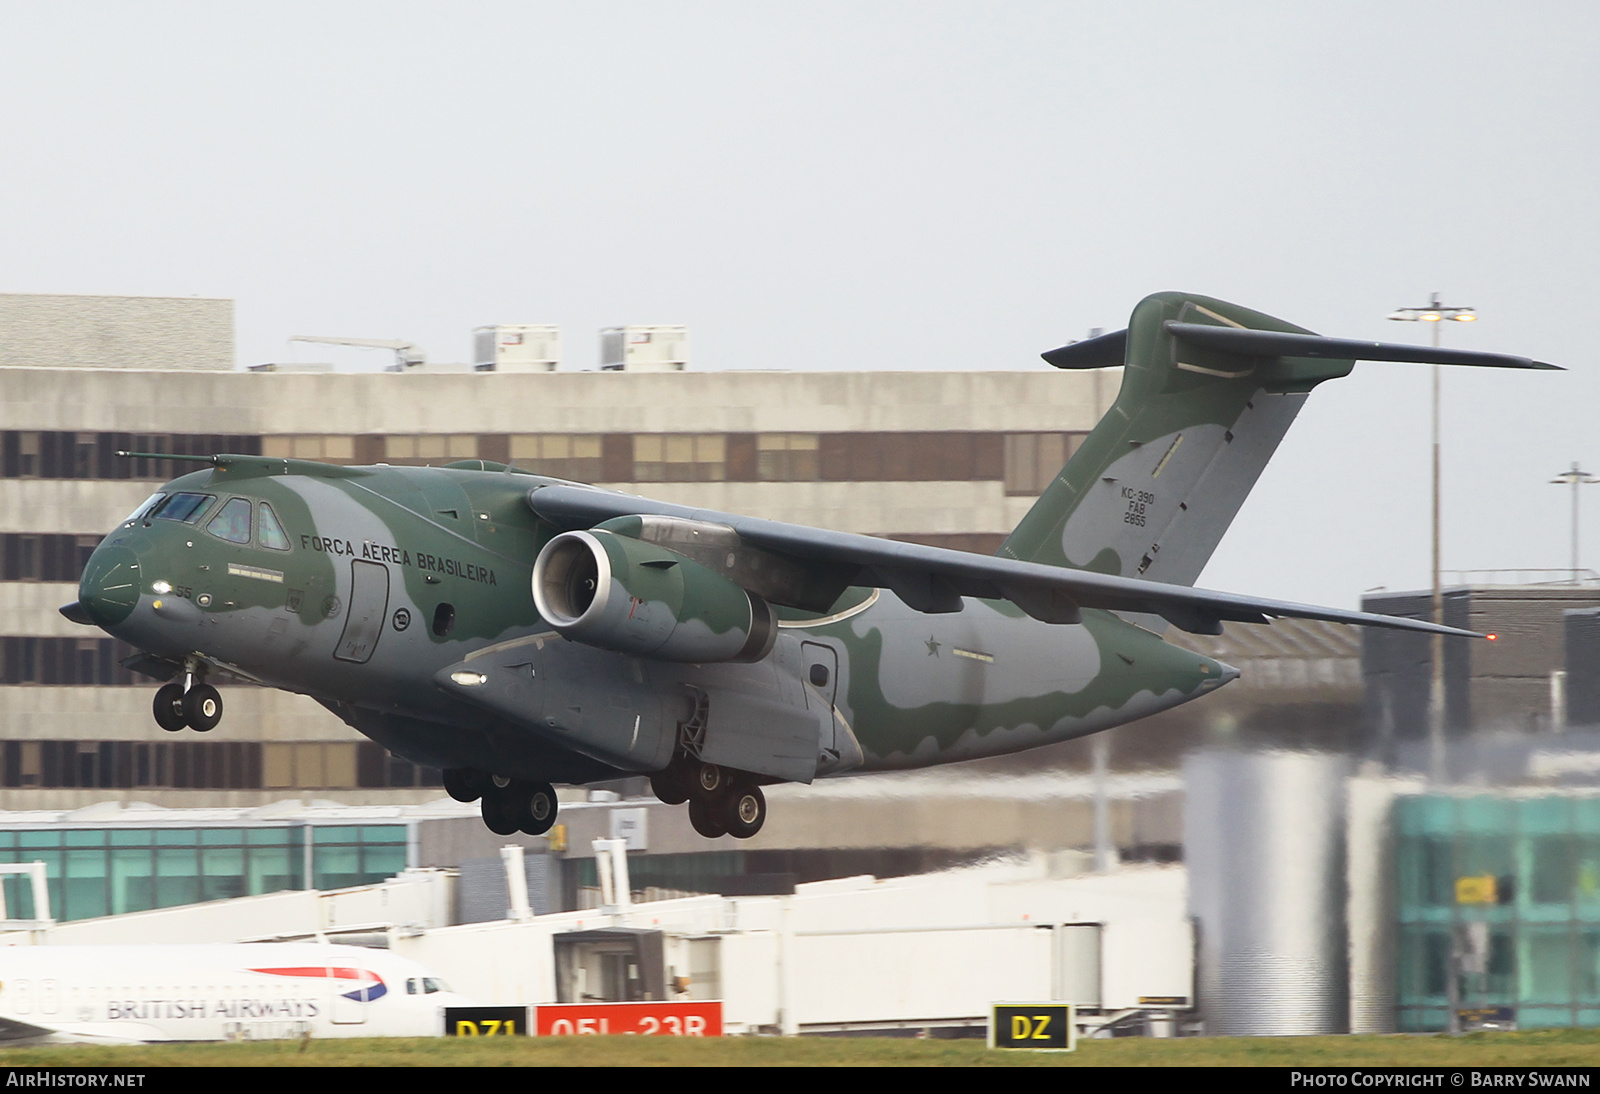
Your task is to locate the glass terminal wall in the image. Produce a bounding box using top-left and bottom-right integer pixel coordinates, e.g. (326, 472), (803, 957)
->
(1396, 794), (1600, 1030)
(0, 824), (409, 922)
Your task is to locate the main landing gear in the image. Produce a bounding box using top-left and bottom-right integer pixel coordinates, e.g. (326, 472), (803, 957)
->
(651, 757), (767, 840)
(443, 757), (767, 842)
(152, 665), (223, 733)
(446, 769), (559, 838)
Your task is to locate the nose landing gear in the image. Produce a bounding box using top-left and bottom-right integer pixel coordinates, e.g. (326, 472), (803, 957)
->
(151, 669), (223, 733)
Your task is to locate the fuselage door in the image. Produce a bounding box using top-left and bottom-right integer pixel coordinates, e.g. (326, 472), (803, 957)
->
(800, 641), (838, 711)
(801, 640), (861, 775)
(334, 560), (391, 664)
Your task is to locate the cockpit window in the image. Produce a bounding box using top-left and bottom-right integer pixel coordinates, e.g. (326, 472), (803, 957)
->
(121, 493), (166, 526)
(148, 492), (216, 524)
(205, 497), (253, 544)
(257, 503), (290, 551)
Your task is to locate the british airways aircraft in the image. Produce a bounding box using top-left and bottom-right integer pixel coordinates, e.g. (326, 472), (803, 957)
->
(0, 943), (474, 1043)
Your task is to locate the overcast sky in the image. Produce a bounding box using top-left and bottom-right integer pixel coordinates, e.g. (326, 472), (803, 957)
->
(2, 2), (1596, 609)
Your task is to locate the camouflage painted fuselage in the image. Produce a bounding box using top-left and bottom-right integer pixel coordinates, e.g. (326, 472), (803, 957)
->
(77, 457), (1232, 787)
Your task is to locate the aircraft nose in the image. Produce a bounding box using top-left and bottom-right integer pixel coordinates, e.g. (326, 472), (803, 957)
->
(74, 544), (141, 629)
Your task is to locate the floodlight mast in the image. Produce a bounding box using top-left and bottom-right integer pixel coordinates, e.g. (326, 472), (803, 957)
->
(1387, 293), (1477, 788)
(1549, 462), (1600, 583)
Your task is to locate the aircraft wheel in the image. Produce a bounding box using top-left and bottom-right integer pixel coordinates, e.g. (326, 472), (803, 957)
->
(152, 683), (187, 732)
(519, 782), (558, 836)
(480, 794), (519, 836)
(722, 784), (766, 840)
(183, 684), (223, 732)
(443, 768), (481, 803)
(688, 797), (728, 839)
(691, 762), (727, 800)
(650, 766), (690, 806)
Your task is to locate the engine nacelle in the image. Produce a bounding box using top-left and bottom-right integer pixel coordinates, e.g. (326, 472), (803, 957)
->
(532, 529), (778, 663)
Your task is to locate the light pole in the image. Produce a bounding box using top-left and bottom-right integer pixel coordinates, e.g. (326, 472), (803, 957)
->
(1549, 463), (1599, 583)
(1387, 293), (1476, 783)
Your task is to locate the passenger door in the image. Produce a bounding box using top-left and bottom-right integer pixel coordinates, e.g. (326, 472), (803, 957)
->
(334, 560), (390, 664)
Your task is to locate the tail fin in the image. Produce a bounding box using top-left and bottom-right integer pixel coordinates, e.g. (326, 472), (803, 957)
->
(999, 291), (1555, 588)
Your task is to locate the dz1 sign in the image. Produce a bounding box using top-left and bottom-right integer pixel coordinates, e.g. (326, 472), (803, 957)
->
(446, 1006), (529, 1036)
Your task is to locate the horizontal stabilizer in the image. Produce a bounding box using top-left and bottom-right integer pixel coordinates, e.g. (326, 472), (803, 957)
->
(1164, 322), (1562, 371)
(1041, 329), (1128, 369)
(1040, 321), (1561, 373)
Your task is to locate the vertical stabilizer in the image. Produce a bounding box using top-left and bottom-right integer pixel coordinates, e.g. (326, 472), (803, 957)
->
(1000, 292), (1356, 588)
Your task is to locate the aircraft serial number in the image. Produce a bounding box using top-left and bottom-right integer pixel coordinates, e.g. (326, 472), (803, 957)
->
(1120, 487), (1154, 527)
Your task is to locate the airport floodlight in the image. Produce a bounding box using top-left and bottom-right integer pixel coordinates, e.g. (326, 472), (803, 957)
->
(1388, 294), (1477, 325)
(1388, 292), (1477, 786)
(1549, 462), (1600, 584)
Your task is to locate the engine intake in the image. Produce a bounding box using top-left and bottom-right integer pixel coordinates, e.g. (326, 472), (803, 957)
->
(532, 530), (778, 663)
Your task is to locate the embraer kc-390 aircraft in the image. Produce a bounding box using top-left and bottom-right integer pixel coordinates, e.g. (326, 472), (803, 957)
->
(61, 293), (1558, 840)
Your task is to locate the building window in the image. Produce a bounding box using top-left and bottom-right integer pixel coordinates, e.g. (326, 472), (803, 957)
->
(0, 432), (261, 479)
(0, 535), (113, 582)
(15, 433), (40, 478)
(381, 435), (479, 464)
(633, 434), (726, 482)
(509, 434), (603, 482)
(756, 434), (819, 481)
(262, 435), (356, 462)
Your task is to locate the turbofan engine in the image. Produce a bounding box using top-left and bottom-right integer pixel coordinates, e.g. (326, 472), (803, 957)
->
(532, 529), (778, 663)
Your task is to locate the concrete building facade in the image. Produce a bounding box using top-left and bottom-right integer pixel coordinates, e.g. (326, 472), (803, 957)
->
(0, 294), (232, 372)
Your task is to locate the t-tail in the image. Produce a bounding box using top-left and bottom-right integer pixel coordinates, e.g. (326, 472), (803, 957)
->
(1000, 291), (1557, 600)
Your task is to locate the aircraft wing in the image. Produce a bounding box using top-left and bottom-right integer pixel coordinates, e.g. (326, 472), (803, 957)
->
(526, 483), (1479, 638)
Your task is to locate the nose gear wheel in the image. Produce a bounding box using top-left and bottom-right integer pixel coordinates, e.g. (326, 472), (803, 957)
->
(183, 684), (222, 732)
(152, 683), (187, 733)
(151, 677), (223, 732)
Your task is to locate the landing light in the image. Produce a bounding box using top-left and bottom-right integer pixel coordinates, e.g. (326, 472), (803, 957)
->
(152, 581), (172, 594)
(449, 671), (487, 686)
